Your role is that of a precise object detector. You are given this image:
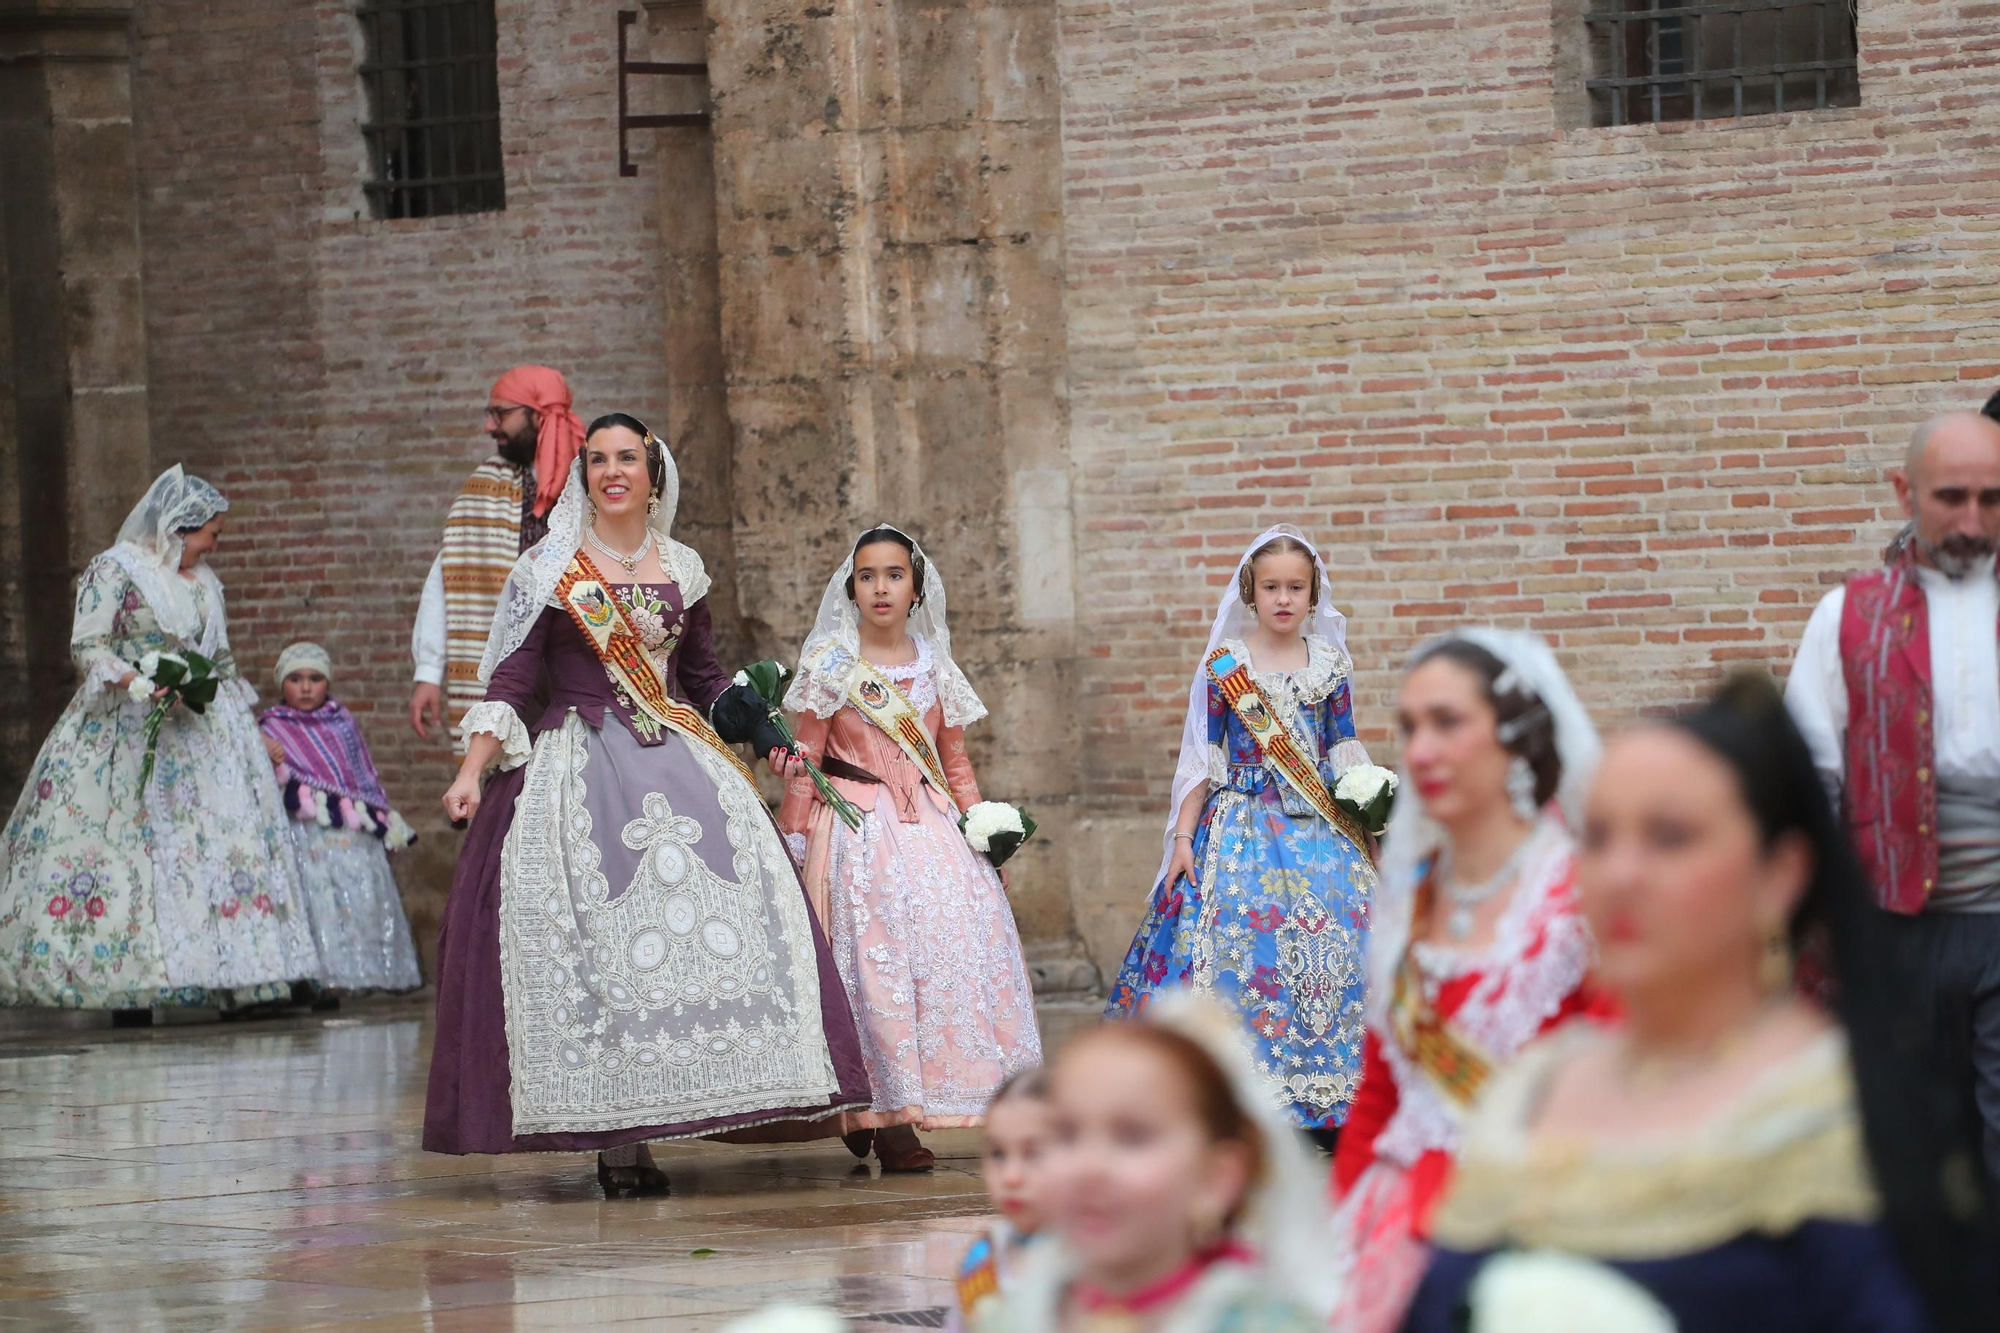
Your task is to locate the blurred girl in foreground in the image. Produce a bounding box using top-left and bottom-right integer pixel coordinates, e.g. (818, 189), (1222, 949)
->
(975, 994), (1338, 1333)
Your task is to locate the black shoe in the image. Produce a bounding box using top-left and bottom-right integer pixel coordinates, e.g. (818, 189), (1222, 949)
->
(1306, 1126), (1342, 1156)
(597, 1150), (671, 1198)
(842, 1129), (876, 1160)
(110, 1009), (153, 1028)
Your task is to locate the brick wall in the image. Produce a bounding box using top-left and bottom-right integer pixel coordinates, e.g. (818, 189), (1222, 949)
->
(1058, 0), (2000, 823)
(131, 0), (679, 962)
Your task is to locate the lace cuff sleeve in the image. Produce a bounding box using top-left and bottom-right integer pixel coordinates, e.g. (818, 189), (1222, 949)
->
(1206, 742), (1230, 790)
(1331, 738), (1372, 774)
(460, 701), (532, 771)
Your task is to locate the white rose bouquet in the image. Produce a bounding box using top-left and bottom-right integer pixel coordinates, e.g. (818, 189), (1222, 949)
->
(1333, 763), (1398, 836)
(960, 800), (1037, 869)
(127, 649), (221, 792)
(1470, 1251), (1677, 1333)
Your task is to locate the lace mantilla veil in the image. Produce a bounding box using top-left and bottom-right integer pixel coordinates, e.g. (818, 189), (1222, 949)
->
(105, 464), (231, 652)
(781, 523), (986, 728)
(1151, 523), (1352, 893)
(477, 439), (708, 685)
(1364, 627), (1601, 1027)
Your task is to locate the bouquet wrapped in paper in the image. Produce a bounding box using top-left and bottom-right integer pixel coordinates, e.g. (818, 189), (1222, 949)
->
(729, 660), (863, 832)
(959, 800), (1037, 869)
(1334, 763), (1398, 837)
(128, 650), (221, 792)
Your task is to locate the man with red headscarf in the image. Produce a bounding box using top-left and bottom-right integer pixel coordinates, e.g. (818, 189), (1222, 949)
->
(410, 366), (584, 746)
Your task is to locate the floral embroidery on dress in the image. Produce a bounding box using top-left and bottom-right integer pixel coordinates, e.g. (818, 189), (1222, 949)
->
(618, 583), (682, 678)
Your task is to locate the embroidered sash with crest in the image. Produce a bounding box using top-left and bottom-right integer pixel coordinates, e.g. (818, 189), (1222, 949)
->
(554, 550), (754, 783)
(1205, 645), (1367, 853)
(806, 641), (958, 808)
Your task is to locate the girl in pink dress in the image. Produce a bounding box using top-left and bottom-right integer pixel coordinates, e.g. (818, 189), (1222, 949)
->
(771, 525), (1043, 1171)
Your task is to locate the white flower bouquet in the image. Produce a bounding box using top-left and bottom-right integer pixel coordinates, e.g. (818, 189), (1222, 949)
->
(1470, 1251), (1677, 1333)
(960, 800), (1037, 869)
(127, 648), (221, 792)
(1333, 763), (1398, 836)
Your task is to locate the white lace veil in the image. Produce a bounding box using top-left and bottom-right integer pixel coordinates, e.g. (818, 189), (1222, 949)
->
(105, 464), (230, 647)
(1152, 524), (1350, 892)
(1364, 627), (1602, 1027)
(781, 523), (986, 728)
(476, 428), (708, 684)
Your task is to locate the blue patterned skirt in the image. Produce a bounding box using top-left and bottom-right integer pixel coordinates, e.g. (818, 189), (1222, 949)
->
(1105, 780), (1373, 1130)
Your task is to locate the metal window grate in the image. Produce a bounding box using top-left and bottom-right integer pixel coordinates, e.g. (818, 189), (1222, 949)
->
(1584, 0), (1860, 128)
(358, 0), (506, 218)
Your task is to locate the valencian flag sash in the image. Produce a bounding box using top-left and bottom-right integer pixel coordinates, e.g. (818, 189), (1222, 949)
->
(803, 640), (959, 809)
(1205, 645), (1369, 855)
(1390, 899), (1495, 1108)
(554, 550), (754, 783)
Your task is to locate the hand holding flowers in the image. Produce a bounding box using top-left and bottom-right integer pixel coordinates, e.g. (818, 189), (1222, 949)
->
(960, 800), (1037, 869)
(732, 661), (863, 832)
(127, 649), (221, 791)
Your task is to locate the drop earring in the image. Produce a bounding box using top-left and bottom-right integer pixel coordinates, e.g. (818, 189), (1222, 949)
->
(1759, 920), (1794, 992)
(1506, 756), (1538, 821)
(646, 494), (661, 518)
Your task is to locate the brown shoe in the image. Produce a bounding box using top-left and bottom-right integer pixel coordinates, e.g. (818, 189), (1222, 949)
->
(874, 1123), (934, 1172)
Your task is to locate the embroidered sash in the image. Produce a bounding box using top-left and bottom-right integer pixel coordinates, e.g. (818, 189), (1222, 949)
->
(842, 653), (958, 810)
(554, 550), (754, 783)
(1205, 646), (1367, 852)
(1389, 945), (1494, 1109)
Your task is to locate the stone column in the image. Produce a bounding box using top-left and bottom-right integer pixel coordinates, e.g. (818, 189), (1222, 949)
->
(0, 0), (153, 807)
(705, 0), (1098, 997)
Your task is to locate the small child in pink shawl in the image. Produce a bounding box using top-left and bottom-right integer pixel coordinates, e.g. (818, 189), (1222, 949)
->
(258, 642), (423, 993)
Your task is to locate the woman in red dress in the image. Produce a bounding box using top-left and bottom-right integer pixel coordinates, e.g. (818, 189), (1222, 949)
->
(1329, 629), (1607, 1333)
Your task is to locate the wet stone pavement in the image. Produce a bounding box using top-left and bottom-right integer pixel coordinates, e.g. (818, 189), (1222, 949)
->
(0, 999), (1093, 1330)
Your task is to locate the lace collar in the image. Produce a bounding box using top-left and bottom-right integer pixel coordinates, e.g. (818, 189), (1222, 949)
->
(1222, 633), (1347, 705)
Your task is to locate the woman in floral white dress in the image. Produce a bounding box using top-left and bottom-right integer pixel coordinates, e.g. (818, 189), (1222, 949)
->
(0, 467), (320, 1015)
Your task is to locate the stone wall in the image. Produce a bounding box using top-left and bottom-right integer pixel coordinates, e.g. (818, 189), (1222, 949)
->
(1055, 0), (2000, 973)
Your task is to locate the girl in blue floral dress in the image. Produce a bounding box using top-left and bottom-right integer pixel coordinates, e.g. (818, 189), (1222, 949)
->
(1106, 525), (1378, 1139)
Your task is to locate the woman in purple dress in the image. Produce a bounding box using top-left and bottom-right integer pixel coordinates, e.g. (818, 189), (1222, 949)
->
(427, 414), (868, 1195)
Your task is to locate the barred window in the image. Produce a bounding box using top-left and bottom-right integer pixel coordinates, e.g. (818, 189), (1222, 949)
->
(358, 0), (506, 219)
(1584, 1), (1860, 128)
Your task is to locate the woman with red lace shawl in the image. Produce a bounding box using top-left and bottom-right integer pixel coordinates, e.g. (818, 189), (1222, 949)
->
(1328, 629), (1608, 1333)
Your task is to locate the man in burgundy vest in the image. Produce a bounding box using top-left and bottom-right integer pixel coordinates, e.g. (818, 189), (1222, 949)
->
(1787, 410), (2000, 1189)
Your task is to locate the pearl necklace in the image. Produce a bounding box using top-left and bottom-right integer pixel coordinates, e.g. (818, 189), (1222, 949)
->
(1437, 829), (1537, 941)
(586, 524), (654, 577)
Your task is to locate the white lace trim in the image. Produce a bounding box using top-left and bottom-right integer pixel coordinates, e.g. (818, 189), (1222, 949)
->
(460, 701), (532, 771)
(1206, 742), (1230, 789)
(1371, 838), (1593, 1169)
(1332, 737), (1373, 774)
